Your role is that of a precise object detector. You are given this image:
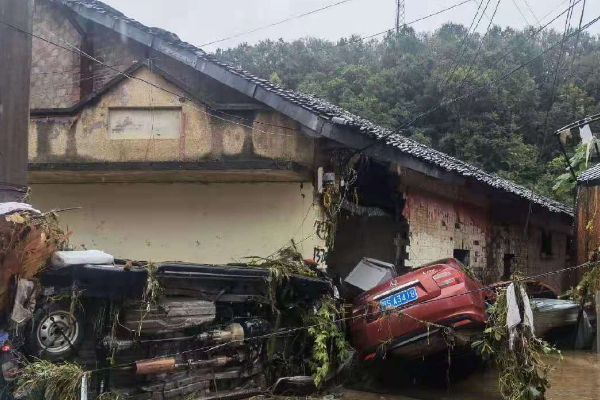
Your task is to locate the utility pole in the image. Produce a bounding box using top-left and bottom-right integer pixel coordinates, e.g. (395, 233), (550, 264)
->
(0, 0), (34, 202)
(395, 0), (405, 32)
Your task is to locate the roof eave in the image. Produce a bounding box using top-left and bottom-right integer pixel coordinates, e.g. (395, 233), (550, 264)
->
(53, 0), (573, 218)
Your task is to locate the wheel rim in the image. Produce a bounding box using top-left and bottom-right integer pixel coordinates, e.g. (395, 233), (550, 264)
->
(36, 310), (79, 354)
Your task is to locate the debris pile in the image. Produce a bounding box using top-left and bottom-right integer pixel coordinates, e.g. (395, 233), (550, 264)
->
(17, 359), (86, 400)
(0, 204), (69, 312)
(246, 241), (319, 279)
(474, 282), (560, 400)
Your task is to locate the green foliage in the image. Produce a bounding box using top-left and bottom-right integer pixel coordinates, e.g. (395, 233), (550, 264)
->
(553, 139), (600, 202)
(216, 27), (600, 204)
(269, 72), (282, 85)
(564, 263), (600, 304)
(473, 285), (560, 400)
(303, 297), (350, 388)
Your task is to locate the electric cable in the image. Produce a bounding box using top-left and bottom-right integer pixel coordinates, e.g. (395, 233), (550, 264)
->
(200, 0), (357, 48)
(438, 0), (489, 93)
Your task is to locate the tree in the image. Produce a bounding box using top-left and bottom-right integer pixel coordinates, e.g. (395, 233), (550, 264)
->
(215, 24), (600, 204)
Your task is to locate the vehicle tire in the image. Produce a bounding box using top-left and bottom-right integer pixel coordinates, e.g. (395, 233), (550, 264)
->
(25, 302), (85, 361)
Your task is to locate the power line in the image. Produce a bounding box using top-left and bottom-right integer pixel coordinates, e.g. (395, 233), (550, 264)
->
(450, 0), (503, 94)
(12, 0), (472, 136)
(62, 259), (599, 376)
(540, 0), (570, 22)
(522, 0), (542, 26)
(523, 0), (577, 236)
(358, 8), (599, 155)
(218, 0), (471, 64)
(568, 0), (587, 75)
(200, 0), (357, 48)
(26, 21), (301, 134)
(439, 0), (488, 93)
(8, 0), (588, 174)
(432, 0), (582, 111)
(511, 0), (532, 26)
(462, 0), (582, 82)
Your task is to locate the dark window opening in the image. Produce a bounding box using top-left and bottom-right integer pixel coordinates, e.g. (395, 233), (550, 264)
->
(503, 254), (515, 280)
(541, 231), (553, 256)
(453, 249), (470, 266)
(566, 236), (573, 259)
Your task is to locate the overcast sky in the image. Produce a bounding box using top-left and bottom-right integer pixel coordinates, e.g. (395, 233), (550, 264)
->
(100, 0), (599, 52)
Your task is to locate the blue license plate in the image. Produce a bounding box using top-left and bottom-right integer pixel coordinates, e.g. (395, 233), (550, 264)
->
(380, 287), (419, 310)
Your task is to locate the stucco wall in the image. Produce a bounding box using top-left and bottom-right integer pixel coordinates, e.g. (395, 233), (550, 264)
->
(31, 182), (324, 263)
(29, 67), (314, 166)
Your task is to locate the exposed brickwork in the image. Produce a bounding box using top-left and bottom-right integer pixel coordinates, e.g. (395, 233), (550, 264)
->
(402, 190), (489, 271)
(31, 0), (81, 109)
(89, 24), (147, 93)
(399, 168), (572, 291)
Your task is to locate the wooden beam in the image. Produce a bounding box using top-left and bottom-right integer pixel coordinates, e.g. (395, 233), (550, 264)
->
(0, 0), (34, 201)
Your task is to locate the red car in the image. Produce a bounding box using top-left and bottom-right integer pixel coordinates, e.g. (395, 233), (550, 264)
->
(349, 258), (488, 360)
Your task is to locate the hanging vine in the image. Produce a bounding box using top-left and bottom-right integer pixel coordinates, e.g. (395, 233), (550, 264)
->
(316, 149), (364, 251)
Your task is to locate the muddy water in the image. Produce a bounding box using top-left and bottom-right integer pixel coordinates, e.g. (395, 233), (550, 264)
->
(341, 351), (600, 400)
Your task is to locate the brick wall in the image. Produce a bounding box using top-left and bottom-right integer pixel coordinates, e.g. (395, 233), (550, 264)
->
(31, 0), (81, 109)
(398, 168), (572, 290)
(526, 227), (570, 292)
(89, 24), (147, 93)
(402, 189), (489, 271)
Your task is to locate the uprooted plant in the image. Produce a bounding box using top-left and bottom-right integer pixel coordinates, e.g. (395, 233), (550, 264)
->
(0, 211), (70, 312)
(136, 262), (164, 336)
(473, 283), (561, 400)
(245, 241), (318, 280)
(302, 296), (350, 388)
(17, 359), (87, 400)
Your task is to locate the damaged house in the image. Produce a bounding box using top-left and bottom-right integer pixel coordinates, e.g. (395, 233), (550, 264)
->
(29, 0), (573, 291)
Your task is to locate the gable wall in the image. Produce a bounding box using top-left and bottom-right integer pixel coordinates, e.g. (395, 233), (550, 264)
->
(89, 23), (148, 93)
(31, 0), (82, 108)
(29, 68), (315, 167)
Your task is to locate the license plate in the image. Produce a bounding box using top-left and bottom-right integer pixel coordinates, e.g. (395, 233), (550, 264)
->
(380, 287), (418, 310)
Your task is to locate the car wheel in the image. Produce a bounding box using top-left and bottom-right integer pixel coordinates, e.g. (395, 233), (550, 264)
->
(26, 303), (85, 361)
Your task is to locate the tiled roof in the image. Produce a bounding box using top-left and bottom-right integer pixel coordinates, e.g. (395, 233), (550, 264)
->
(53, 0), (572, 216)
(578, 163), (600, 184)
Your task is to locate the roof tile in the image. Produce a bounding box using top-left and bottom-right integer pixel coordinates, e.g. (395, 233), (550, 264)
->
(52, 0), (572, 215)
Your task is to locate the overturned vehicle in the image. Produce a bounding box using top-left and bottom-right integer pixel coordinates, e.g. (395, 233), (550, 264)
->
(0, 205), (334, 400)
(31, 259), (330, 399)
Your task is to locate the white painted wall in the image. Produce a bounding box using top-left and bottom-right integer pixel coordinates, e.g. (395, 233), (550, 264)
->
(32, 182), (323, 264)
